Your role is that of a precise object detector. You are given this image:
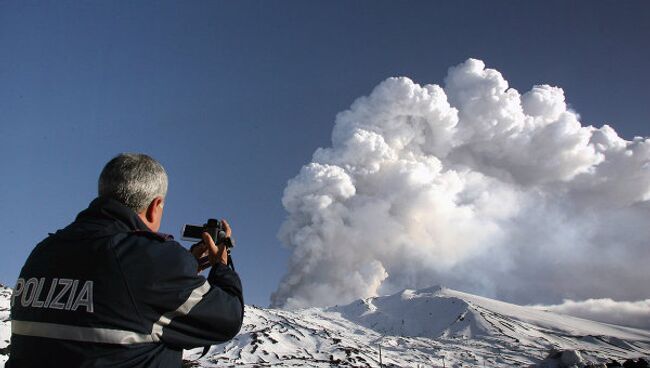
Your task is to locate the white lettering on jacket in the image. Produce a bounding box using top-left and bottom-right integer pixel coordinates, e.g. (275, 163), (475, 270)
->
(11, 277), (94, 313)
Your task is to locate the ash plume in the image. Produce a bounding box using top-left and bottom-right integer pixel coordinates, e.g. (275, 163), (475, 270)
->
(271, 59), (650, 313)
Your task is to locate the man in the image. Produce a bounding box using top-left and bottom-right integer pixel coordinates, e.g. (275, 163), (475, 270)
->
(7, 153), (244, 367)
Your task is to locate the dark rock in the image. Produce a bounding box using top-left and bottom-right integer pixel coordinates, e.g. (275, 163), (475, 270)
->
(621, 359), (650, 368)
(623, 359), (636, 368)
(181, 360), (201, 368)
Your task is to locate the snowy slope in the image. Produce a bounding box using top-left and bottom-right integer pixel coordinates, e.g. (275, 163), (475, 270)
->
(1, 285), (649, 367)
(186, 286), (650, 367)
(0, 285), (11, 367)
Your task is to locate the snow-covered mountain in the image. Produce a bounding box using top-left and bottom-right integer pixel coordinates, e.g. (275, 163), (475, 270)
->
(1, 285), (649, 367)
(182, 286), (649, 367)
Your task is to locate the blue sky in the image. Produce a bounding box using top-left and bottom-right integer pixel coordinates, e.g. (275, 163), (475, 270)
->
(1, 1), (648, 307)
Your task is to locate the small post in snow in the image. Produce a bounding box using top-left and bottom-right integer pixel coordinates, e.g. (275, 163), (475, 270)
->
(377, 335), (384, 367)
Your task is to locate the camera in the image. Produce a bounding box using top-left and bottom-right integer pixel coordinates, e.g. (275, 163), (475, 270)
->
(181, 219), (234, 249)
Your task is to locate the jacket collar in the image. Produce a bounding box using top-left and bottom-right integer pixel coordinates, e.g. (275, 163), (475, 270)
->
(78, 196), (152, 232)
(53, 197), (175, 241)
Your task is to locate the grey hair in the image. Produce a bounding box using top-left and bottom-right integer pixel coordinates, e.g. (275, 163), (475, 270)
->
(98, 153), (168, 213)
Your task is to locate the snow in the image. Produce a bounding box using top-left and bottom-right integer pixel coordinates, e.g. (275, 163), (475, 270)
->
(1, 284), (649, 367)
(186, 286), (649, 367)
(0, 285), (11, 367)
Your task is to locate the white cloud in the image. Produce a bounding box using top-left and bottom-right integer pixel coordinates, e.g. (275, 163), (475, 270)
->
(536, 299), (650, 330)
(271, 58), (650, 310)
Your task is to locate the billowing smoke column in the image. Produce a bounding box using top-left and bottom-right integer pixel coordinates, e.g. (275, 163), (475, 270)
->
(272, 59), (650, 311)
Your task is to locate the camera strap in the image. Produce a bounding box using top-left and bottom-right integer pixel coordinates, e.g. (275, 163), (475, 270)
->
(227, 253), (235, 271)
(200, 346), (211, 358)
(189, 346), (211, 363)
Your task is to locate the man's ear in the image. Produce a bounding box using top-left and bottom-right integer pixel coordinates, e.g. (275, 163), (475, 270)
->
(145, 196), (164, 223)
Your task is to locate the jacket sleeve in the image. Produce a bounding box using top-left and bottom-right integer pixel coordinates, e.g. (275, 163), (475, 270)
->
(115, 236), (244, 349)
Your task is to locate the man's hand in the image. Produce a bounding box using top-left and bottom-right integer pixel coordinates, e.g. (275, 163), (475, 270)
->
(221, 218), (232, 239)
(202, 228), (228, 266)
(189, 219), (231, 272)
(190, 241), (210, 272)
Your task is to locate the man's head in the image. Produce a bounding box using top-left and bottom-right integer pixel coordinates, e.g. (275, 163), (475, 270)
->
(98, 153), (168, 232)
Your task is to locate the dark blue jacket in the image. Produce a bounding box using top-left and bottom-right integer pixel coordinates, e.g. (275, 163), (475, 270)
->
(7, 197), (244, 367)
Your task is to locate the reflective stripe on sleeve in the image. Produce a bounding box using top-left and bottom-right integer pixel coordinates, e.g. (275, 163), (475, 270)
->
(151, 280), (211, 342)
(11, 280), (212, 345)
(11, 320), (154, 344)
